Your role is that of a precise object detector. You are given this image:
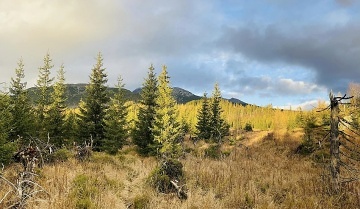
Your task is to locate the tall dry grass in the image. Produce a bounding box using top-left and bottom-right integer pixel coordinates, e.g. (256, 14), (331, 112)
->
(1, 131), (359, 208)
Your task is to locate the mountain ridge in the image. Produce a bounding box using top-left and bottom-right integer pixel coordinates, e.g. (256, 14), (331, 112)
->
(27, 84), (247, 107)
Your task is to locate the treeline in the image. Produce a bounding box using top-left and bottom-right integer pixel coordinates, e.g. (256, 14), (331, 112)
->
(2, 52), (356, 165)
(0, 52), (229, 163)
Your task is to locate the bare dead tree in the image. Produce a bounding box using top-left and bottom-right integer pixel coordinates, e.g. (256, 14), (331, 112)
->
(318, 92), (360, 192)
(329, 92), (342, 191)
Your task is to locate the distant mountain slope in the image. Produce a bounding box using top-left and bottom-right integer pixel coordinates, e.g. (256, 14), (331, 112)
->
(227, 97), (247, 106)
(27, 84), (247, 107)
(28, 84), (140, 107)
(172, 87), (202, 103)
(132, 87), (201, 104)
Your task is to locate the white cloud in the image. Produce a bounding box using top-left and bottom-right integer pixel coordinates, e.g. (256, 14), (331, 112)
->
(275, 78), (325, 95)
(275, 99), (329, 110)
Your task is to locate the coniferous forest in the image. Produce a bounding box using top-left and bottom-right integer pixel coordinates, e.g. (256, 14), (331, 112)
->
(1, 53), (360, 208)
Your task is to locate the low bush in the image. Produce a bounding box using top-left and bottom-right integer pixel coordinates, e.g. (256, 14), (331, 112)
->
(295, 138), (316, 155)
(47, 148), (72, 163)
(0, 142), (17, 165)
(244, 123), (253, 132)
(133, 194), (150, 209)
(204, 144), (222, 159)
(148, 158), (187, 199)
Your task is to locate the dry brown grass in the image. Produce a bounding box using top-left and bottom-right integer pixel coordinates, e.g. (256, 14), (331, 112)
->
(1, 132), (360, 209)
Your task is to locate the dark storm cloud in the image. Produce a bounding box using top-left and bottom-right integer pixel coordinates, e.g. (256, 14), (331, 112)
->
(218, 24), (360, 92)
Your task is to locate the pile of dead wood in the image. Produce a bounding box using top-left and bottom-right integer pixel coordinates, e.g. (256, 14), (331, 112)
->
(73, 139), (93, 161)
(1, 144), (49, 208)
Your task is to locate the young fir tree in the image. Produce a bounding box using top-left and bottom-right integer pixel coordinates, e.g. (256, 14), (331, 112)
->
(63, 109), (77, 145)
(9, 58), (34, 141)
(152, 65), (183, 158)
(47, 64), (67, 147)
(196, 92), (211, 140)
(132, 64), (158, 155)
(0, 93), (16, 165)
(77, 53), (109, 151)
(209, 83), (229, 143)
(104, 76), (128, 154)
(35, 52), (54, 139)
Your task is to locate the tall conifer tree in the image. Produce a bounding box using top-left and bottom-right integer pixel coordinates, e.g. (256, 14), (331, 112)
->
(35, 53), (54, 139)
(132, 64), (158, 155)
(196, 93), (211, 140)
(152, 65), (183, 158)
(77, 52), (109, 151)
(209, 83), (229, 143)
(104, 76), (128, 154)
(9, 58), (34, 140)
(47, 64), (67, 147)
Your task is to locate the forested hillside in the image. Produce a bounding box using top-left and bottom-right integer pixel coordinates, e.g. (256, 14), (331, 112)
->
(27, 84), (246, 107)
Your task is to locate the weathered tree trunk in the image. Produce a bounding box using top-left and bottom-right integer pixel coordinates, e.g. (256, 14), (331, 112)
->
(330, 92), (340, 192)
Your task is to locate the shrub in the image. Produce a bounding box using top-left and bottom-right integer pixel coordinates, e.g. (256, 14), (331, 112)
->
(295, 138), (316, 155)
(133, 194), (150, 209)
(204, 144), (222, 159)
(47, 148), (72, 163)
(0, 142), (17, 165)
(244, 123), (253, 132)
(148, 158), (187, 199)
(312, 149), (331, 163)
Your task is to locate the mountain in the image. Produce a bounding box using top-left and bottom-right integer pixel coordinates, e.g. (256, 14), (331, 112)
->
(227, 98), (247, 106)
(132, 87), (201, 104)
(27, 84), (247, 107)
(172, 87), (202, 103)
(28, 84), (140, 107)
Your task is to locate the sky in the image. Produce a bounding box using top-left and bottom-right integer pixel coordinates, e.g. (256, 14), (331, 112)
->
(1, 0), (360, 109)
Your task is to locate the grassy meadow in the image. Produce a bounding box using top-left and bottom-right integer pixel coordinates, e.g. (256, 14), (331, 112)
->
(1, 130), (359, 209)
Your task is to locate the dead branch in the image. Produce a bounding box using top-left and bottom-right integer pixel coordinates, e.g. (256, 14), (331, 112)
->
(333, 94), (353, 101)
(316, 105), (331, 112)
(170, 180), (187, 200)
(0, 190), (13, 205)
(340, 177), (360, 184)
(340, 120), (360, 137)
(341, 142), (360, 156)
(340, 151), (360, 162)
(338, 161), (359, 177)
(318, 132), (330, 148)
(0, 175), (18, 191)
(340, 133), (360, 150)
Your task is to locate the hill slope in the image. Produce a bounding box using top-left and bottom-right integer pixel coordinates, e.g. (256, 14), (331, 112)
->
(27, 84), (247, 107)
